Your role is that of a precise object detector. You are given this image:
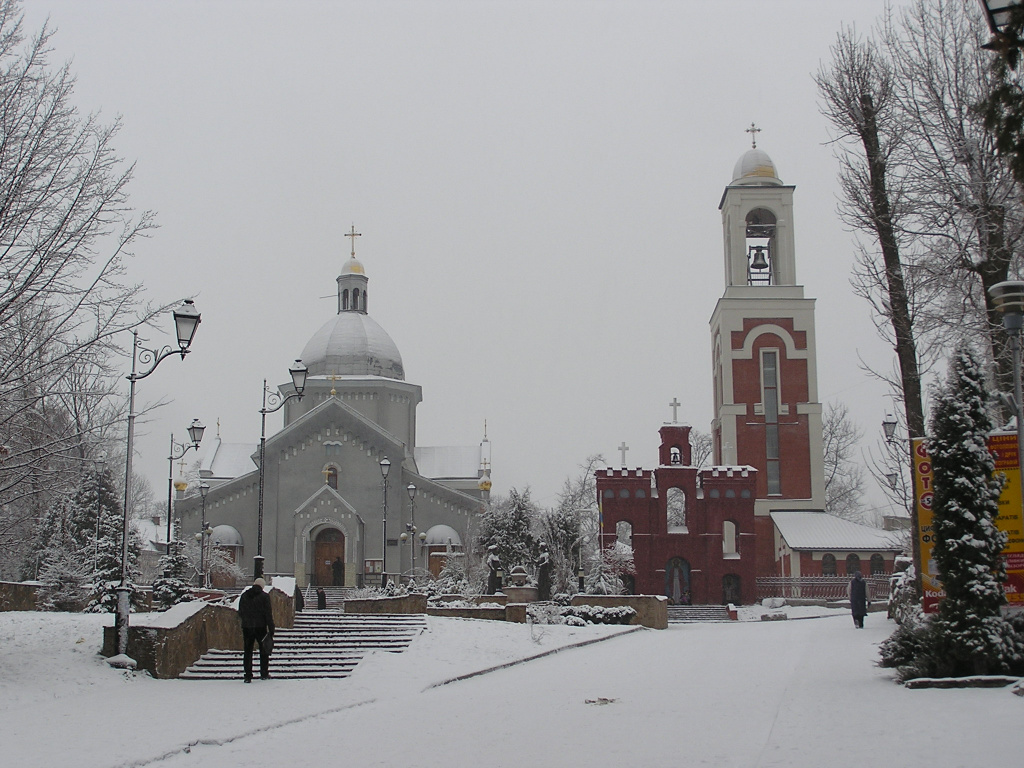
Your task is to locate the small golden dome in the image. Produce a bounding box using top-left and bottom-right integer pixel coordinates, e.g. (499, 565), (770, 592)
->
(341, 257), (365, 275)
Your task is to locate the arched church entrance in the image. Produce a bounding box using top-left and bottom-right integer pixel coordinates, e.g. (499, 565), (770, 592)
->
(313, 528), (345, 586)
(722, 573), (741, 605)
(665, 557), (691, 605)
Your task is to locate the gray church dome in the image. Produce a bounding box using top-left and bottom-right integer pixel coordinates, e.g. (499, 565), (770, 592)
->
(731, 148), (782, 186)
(301, 311), (405, 380)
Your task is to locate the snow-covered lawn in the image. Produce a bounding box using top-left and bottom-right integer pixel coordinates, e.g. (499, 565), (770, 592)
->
(2, 608), (1020, 767)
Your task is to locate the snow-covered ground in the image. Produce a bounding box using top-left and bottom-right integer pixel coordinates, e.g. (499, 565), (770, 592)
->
(2, 606), (1019, 767)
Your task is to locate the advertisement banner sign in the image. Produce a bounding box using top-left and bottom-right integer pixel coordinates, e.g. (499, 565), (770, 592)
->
(912, 433), (1024, 612)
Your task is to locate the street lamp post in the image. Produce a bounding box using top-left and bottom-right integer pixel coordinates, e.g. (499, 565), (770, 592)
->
(93, 452), (106, 580)
(380, 457), (391, 586)
(116, 299), (201, 658)
(407, 484), (417, 575)
(881, 413), (924, 600)
(989, 281), (1024, 512)
(167, 419), (205, 555)
(256, 360), (308, 580)
(197, 482), (211, 587)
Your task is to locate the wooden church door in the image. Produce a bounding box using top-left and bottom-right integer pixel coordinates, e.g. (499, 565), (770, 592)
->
(314, 528), (345, 586)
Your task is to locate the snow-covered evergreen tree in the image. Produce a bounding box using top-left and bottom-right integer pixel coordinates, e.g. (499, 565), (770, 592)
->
(585, 543), (634, 596)
(37, 548), (89, 611)
(929, 346), (1010, 673)
(151, 540), (195, 609)
(85, 469), (140, 612)
(478, 487), (538, 572)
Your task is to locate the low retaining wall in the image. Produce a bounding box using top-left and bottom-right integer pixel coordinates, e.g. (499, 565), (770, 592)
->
(100, 586), (294, 679)
(0, 581), (39, 611)
(427, 606), (508, 621)
(344, 594), (427, 614)
(570, 594), (668, 629)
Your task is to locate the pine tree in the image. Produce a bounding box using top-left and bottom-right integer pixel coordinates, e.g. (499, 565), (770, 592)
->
(85, 469), (140, 613)
(152, 540), (196, 609)
(478, 488), (537, 572)
(929, 346), (1009, 674)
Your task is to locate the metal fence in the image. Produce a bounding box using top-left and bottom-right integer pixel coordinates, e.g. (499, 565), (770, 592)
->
(756, 576), (890, 602)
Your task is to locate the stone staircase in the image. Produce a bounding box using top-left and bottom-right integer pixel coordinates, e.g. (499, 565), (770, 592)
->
(304, 585), (358, 609)
(180, 611), (427, 680)
(667, 605), (733, 623)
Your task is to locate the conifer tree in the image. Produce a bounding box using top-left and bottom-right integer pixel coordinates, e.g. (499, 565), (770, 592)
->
(478, 488), (537, 572)
(85, 469), (140, 612)
(929, 346), (1009, 673)
(152, 540), (195, 609)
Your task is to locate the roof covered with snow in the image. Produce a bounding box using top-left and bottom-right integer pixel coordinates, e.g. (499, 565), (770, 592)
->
(415, 445), (481, 480)
(300, 311), (404, 380)
(771, 510), (903, 552)
(199, 438), (258, 481)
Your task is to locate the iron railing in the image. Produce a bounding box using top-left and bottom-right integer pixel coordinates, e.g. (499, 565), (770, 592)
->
(756, 575), (890, 602)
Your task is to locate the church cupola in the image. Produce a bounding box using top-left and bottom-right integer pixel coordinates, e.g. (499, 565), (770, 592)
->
(337, 226), (368, 314)
(719, 127), (797, 290)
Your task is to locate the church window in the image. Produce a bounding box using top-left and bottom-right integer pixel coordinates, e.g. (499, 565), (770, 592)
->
(353, 288), (360, 310)
(725, 489), (736, 499)
(635, 489), (645, 498)
(723, 520), (737, 555)
(342, 289), (349, 310)
(822, 554), (836, 575)
(324, 466), (338, 490)
(762, 349), (781, 495)
(669, 446), (682, 465)
(741, 489), (751, 499)
(603, 489), (614, 499)
(666, 487), (686, 531)
(870, 554), (885, 575)
(709, 488), (720, 499)
(846, 554), (861, 575)
(616, 520), (632, 548)
(619, 488), (630, 499)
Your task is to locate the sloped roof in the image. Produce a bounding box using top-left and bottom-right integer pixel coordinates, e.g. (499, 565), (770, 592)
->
(771, 510), (903, 552)
(199, 438), (258, 480)
(415, 445), (481, 480)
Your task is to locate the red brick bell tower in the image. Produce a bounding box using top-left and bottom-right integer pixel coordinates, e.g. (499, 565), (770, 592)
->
(709, 142), (826, 576)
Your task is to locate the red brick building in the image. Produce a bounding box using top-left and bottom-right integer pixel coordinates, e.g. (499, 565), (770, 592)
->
(596, 425), (759, 605)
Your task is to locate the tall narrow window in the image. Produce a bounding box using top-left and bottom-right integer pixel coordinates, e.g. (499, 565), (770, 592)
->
(352, 288), (360, 311)
(822, 553), (836, 576)
(846, 553), (861, 575)
(722, 520), (737, 555)
(762, 350), (781, 495)
(342, 289), (349, 310)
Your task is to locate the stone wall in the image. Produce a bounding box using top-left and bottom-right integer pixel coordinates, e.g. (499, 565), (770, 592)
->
(426, 606), (508, 621)
(344, 594), (427, 614)
(0, 581), (39, 611)
(570, 594), (668, 629)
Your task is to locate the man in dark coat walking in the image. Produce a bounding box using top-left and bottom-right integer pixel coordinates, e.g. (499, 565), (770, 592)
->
(849, 571), (868, 629)
(238, 577), (275, 682)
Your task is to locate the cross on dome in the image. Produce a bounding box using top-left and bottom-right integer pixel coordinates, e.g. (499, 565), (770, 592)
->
(746, 122), (761, 149)
(345, 224), (362, 259)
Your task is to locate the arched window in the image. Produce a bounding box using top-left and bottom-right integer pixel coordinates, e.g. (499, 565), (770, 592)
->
(353, 288), (360, 310)
(342, 289), (349, 310)
(666, 487), (686, 531)
(602, 489), (614, 499)
(325, 466), (338, 490)
(745, 207), (776, 286)
(619, 488), (630, 499)
(669, 446), (682, 465)
(846, 553), (861, 575)
(616, 520), (632, 548)
(722, 520), (737, 555)
(822, 553), (836, 576)
(870, 554), (885, 575)
(635, 489), (646, 499)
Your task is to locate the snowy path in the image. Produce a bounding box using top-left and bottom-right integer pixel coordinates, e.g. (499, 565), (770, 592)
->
(3, 610), (1020, 767)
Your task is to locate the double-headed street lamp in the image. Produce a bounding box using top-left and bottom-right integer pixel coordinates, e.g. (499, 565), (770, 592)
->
(196, 482), (211, 587)
(255, 360), (308, 579)
(167, 419), (205, 554)
(398, 483), (425, 578)
(116, 299), (200, 657)
(380, 457), (391, 586)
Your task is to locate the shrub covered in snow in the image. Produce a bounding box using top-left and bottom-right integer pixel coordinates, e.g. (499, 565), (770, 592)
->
(561, 605), (636, 625)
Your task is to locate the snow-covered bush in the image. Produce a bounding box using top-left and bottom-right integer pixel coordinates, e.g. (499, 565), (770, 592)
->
(561, 605), (636, 625)
(151, 541), (195, 610)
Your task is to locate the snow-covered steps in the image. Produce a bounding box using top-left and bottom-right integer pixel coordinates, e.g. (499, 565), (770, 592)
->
(667, 605), (732, 623)
(304, 586), (358, 608)
(180, 613), (427, 680)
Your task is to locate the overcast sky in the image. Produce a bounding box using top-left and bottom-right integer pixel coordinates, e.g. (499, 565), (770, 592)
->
(22, 0), (913, 513)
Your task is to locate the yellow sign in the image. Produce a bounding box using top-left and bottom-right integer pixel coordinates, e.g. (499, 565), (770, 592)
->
(912, 433), (1024, 612)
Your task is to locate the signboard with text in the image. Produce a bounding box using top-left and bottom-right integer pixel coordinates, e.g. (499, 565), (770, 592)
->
(912, 433), (1024, 613)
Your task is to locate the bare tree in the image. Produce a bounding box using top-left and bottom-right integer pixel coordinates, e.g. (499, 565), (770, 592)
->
(822, 402), (866, 521)
(817, 25), (926, 440)
(0, 1), (164, 577)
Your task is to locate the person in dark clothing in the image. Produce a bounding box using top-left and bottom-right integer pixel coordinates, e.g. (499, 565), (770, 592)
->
(316, 586), (327, 610)
(238, 578), (275, 681)
(849, 571), (868, 629)
(294, 584), (304, 613)
(332, 556), (344, 586)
